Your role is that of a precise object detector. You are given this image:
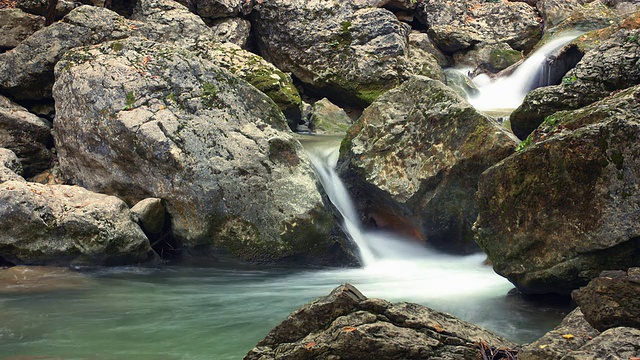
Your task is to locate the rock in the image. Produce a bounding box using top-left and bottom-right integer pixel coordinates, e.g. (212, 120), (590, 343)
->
(0, 180), (157, 266)
(561, 327), (640, 360)
(409, 31), (451, 68)
(454, 42), (523, 74)
(540, 0), (628, 35)
(209, 17), (252, 50)
(0, 266), (92, 294)
(132, 0), (302, 128)
(572, 268), (640, 332)
(130, 198), (166, 235)
(416, 0), (542, 53)
(475, 86), (640, 295)
(0, 5), (132, 101)
(0, 8), (44, 50)
(0, 148), (25, 183)
(519, 308), (599, 360)
(251, 0), (443, 106)
(52, 37), (355, 265)
(309, 98), (352, 135)
(192, 0), (242, 19)
(510, 17), (640, 139)
(245, 284), (516, 360)
(0, 94), (52, 177)
(16, 0), (79, 19)
(198, 42), (302, 131)
(444, 68), (480, 99)
(338, 76), (518, 253)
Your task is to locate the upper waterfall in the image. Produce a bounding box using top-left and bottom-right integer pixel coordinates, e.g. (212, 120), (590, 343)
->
(468, 32), (583, 112)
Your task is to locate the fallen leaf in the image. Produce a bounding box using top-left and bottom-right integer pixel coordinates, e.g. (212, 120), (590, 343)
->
(431, 324), (445, 333)
(539, 345), (548, 349)
(630, 357), (640, 360)
(343, 326), (357, 332)
(304, 341), (316, 351)
(561, 334), (574, 339)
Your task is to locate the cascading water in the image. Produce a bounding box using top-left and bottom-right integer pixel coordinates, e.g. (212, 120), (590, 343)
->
(468, 32), (583, 111)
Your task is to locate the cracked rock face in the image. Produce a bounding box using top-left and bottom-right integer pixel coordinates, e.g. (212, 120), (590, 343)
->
(52, 37), (355, 265)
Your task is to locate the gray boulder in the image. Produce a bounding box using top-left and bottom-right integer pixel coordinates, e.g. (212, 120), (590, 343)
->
(251, 0), (443, 106)
(338, 76), (518, 253)
(0, 180), (157, 266)
(510, 18), (640, 139)
(209, 17), (252, 50)
(308, 98), (352, 135)
(16, 0), (79, 19)
(0, 94), (52, 177)
(416, 0), (542, 53)
(245, 284), (516, 360)
(0, 5), (132, 101)
(561, 327), (640, 360)
(0, 148), (25, 183)
(475, 85), (640, 295)
(52, 37), (355, 265)
(130, 198), (166, 235)
(519, 308), (599, 360)
(572, 268), (640, 332)
(0, 8), (44, 50)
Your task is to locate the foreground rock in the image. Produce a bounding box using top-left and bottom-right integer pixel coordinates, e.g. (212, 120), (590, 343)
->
(510, 15), (640, 139)
(245, 284), (516, 360)
(0, 180), (157, 266)
(339, 76), (518, 253)
(572, 268), (640, 332)
(475, 86), (640, 294)
(0, 94), (52, 177)
(53, 37), (355, 265)
(251, 0), (443, 106)
(559, 327), (640, 360)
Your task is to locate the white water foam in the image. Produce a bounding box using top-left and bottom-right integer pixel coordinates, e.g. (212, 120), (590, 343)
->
(468, 32), (583, 111)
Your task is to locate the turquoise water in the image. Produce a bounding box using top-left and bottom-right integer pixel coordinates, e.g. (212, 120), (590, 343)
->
(0, 254), (570, 360)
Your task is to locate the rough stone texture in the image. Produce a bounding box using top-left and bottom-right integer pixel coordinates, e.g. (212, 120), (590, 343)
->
(0, 180), (157, 266)
(245, 284), (516, 360)
(209, 17), (252, 50)
(52, 37), (355, 265)
(16, 0), (79, 19)
(510, 18), (640, 139)
(251, 0), (444, 106)
(309, 98), (352, 135)
(561, 327), (640, 360)
(519, 308), (600, 360)
(0, 8), (44, 50)
(130, 198), (165, 235)
(0, 5), (132, 101)
(198, 42), (302, 130)
(416, 0), (542, 53)
(193, 0), (242, 19)
(0, 94), (52, 177)
(454, 42), (523, 74)
(475, 86), (640, 295)
(132, 0), (302, 128)
(572, 268), (640, 332)
(338, 76), (518, 253)
(409, 31), (451, 67)
(0, 148), (25, 183)
(444, 68), (480, 99)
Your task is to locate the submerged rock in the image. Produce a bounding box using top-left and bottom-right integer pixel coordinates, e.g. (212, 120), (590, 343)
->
(510, 17), (640, 139)
(251, 0), (442, 106)
(0, 180), (157, 266)
(475, 86), (640, 294)
(572, 268), (640, 332)
(245, 284), (516, 360)
(0, 266), (92, 294)
(0, 94), (52, 177)
(52, 37), (354, 265)
(339, 76), (518, 253)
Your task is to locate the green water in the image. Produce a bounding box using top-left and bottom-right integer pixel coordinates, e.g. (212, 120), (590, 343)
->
(0, 254), (570, 360)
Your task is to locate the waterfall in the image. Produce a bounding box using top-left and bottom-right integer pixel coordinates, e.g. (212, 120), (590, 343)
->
(468, 32), (583, 111)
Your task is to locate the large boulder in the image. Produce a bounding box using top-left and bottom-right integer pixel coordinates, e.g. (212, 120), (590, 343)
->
(416, 0), (542, 53)
(572, 268), (640, 332)
(338, 76), (518, 253)
(209, 17), (252, 50)
(0, 94), (52, 177)
(561, 327), (640, 360)
(16, 0), (79, 19)
(519, 308), (599, 360)
(245, 284), (516, 360)
(251, 0), (443, 106)
(510, 16), (640, 139)
(308, 98), (352, 135)
(0, 5), (132, 101)
(475, 85), (640, 295)
(0, 180), (157, 266)
(52, 37), (355, 265)
(0, 8), (44, 51)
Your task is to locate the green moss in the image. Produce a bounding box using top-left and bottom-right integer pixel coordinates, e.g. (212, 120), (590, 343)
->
(562, 74), (578, 85)
(110, 41), (124, 52)
(124, 91), (135, 110)
(166, 92), (177, 103)
(357, 87), (388, 104)
(516, 135), (533, 152)
(488, 48), (522, 72)
(201, 82), (218, 108)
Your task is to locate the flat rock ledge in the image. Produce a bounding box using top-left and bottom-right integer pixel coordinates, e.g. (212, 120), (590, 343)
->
(244, 284), (516, 360)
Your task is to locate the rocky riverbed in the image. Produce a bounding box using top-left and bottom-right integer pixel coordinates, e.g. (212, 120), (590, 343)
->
(1, 0), (640, 358)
